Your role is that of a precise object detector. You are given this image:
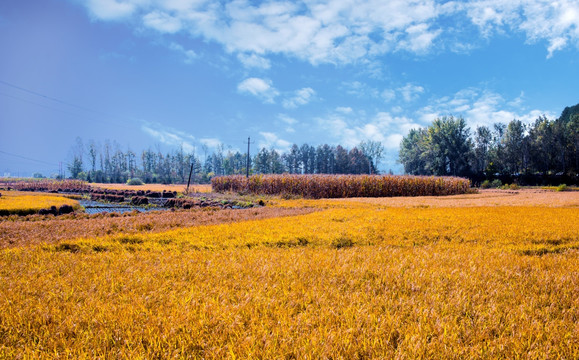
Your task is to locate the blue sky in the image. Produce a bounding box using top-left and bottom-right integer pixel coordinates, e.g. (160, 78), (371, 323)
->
(1, 0), (578, 176)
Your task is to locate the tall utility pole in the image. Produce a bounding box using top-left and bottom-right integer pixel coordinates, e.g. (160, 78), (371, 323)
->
(246, 137), (251, 178)
(186, 160), (194, 194)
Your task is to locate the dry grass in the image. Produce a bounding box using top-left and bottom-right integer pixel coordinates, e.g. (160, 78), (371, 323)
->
(0, 190), (577, 358)
(0, 191), (80, 216)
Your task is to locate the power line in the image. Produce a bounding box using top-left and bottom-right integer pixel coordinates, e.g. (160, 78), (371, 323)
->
(0, 149), (59, 167)
(0, 79), (110, 117)
(0, 79), (135, 129)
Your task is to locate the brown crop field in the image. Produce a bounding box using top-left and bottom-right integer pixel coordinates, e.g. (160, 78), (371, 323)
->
(213, 174), (471, 198)
(0, 188), (578, 358)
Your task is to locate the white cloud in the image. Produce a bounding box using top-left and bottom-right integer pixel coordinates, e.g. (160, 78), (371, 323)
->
(86, 0), (138, 20)
(336, 106), (353, 114)
(398, 83), (425, 102)
(237, 53), (271, 69)
(143, 11), (182, 33)
(381, 89), (396, 102)
(82, 0), (445, 65)
(200, 137), (222, 149)
(237, 77), (279, 103)
(316, 109), (421, 149)
(282, 87), (316, 109)
(278, 114), (297, 125)
(140, 121), (196, 152)
(169, 42), (197, 63)
(342, 81), (380, 98)
(465, 0), (579, 57)
(258, 131), (291, 152)
(315, 109), (422, 173)
(397, 23), (442, 53)
(417, 87), (557, 129)
(278, 114), (298, 133)
(81, 0), (579, 65)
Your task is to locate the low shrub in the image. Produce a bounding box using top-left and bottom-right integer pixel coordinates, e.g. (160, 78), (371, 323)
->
(126, 178), (145, 186)
(556, 184), (568, 192)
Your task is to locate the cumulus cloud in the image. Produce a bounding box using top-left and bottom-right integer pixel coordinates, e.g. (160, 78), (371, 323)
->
(316, 108), (421, 149)
(82, 0), (443, 65)
(417, 87), (556, 129)
(199, 137), (222, 149)
(282, 87), (316, 109)
(465, 0), (579, 58)
(81, 0), (579, 65)
(258, 131), (291, 152)
(277, 114), (298, 133)
(315, 108), (423, 173)
(336, 106), (353, 114)
(86, 0), (138, 20)
(169, 42), (197, 63)
(398, 83), (425, 102)
(143, 10), (182, 33)
(140, 121), (196, 152)
(237, 77), (279, 103)
(237, 53), (271, 69)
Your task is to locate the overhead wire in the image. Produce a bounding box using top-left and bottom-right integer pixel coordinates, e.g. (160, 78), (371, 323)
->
(0, 79), (136, 129)
(0, 150), (60, 167)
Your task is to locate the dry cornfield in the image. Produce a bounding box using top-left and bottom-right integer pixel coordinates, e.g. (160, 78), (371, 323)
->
(212, 174), (471, 198)
(0, 189), (578, 358)
(1, 178), (90, 192)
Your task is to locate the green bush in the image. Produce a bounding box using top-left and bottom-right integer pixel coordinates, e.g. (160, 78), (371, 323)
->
(556, 184), (568, 192)
(481, 180), (491, 189)
(490, 179), (502, 188)
(126, 178), (144, 186)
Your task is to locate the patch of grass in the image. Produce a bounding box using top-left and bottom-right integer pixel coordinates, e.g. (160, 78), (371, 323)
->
(556, 184), (568, 192)
(53, 243), (81, 253)
(332, 236), (354, 249)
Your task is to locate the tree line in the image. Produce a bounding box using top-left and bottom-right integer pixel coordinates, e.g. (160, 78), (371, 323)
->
(66, 138), (386, 184)
(399, 103), (579, 185)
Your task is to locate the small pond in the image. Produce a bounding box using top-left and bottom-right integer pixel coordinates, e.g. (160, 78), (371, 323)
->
(79, 200), (167, 215)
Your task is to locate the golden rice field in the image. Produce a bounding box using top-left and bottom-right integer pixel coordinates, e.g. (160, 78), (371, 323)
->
(0, 189), (578, 358)
(0, 191), (80, 216)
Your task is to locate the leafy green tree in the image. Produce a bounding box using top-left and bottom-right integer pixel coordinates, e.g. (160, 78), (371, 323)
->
(334, 145), (350, 174)
(473, 126), (492, 175)
(502, 119), (527, 175)
(399, 128), (428, 175)
(426, 116), (473, 176)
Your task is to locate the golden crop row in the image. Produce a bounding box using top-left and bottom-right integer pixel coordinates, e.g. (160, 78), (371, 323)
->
(0, 191), (80, 216)
(212, 174), (471, 198)
(51, 205), (577, 255)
